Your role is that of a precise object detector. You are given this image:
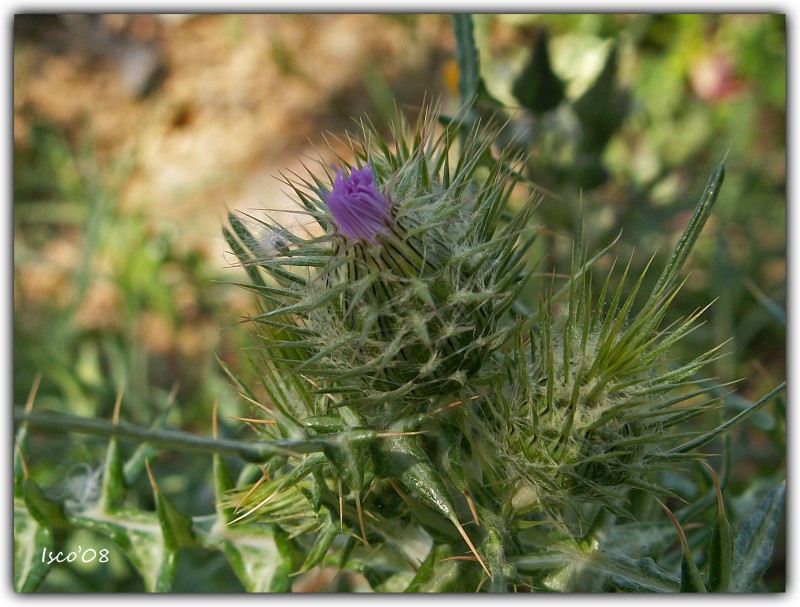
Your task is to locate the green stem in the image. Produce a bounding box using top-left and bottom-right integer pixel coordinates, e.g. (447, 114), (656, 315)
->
(452, 14), (480, 109)
(14, 406), (374, 462)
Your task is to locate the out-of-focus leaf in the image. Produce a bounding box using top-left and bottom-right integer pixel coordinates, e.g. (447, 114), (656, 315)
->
(354, 548), (416, 592)
(706, 463), (734, 592)
(209, 523), (292, 592)
(573, 43), (630, 153)
(99, 437), (127, 512)
(512, 29), (565, 114)
(74, 508), (174, 592)
(514, 548), (679, 592)
(298, 508), (338, 573)
(404, 543), (478, 592)
(600, 521), (676, 557)
(595, 556), (680, 593)
(150, 469), (196, 552)
(730, 481), (785, 592)
(213, 453), (236, 523)
(22, 476), (67, 528)
(268, 525), (297, 592)
(13, 499), (53, 592)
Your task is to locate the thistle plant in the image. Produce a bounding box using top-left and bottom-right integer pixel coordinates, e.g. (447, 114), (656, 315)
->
(218, 105), (783, 591)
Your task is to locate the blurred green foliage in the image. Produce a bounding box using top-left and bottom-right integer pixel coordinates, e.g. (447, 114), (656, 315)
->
(475, 13), (784, 399)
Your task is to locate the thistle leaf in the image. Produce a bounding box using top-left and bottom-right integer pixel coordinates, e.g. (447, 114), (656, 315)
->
(297, 508), (339, 573)
(730, 481), (785, 592)
(215, 524), (297, 592)
(99, 437), (127, 513)
(652, 163), (725, 298)
(13, 498), (53, 592)
(512, 28), (565, 114)
(404, 543), (478, 592)
(705, 462), (734, 592)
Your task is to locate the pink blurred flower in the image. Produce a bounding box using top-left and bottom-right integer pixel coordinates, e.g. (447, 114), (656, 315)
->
(689, 54), (748, 103)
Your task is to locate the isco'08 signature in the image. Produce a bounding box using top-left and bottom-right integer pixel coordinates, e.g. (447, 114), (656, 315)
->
(42, 546), (109, 565)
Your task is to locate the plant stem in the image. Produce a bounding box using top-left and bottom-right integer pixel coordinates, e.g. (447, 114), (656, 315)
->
(13, 406), (374, 462)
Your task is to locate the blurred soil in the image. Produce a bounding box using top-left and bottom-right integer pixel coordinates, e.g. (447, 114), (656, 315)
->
(14, 14), (455, 264)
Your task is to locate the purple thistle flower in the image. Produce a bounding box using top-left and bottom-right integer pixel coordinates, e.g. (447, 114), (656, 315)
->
(325, 165), (392, 244)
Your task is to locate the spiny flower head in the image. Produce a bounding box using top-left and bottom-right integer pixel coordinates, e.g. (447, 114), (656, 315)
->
(226, 107), (539, 420)
(490, 254), (724, 519)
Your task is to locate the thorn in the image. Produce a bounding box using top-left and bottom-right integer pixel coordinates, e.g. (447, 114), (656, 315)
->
(145, 459), (158, 495)
(15, 441), (29, 477)
(655, 497), (689, 549)
(702, 460), (726, 516)
(722, 141), (732, 165)
(229, 416), (278, 425)
(362, 478), (377, 501)
(431, 395), (480, 415)
(24, 373), (42, 414)
(388, 478), (411, 505)
(464, 490), (480, 526)
(338, 479), (344, 531)
(233, 469), (268, 514)
(354, 489), (369, 547)
(112, 383), (125, 425)
(212, 401), (219, 440)
(235, 390), (274, 414)
(165, 382), (180, 408)
(299, 373), (321, 389)
(229, 486), (280, 525)
(376, 430), (427, 438)
(450, 516), (491, 578)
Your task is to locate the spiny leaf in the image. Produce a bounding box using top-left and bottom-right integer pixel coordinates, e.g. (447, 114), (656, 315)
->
(146, 462), (195, 591)
(652, 163), (725, 298)
(214, 524), (297, 592)
(228, 453), (327, 524)
(404, 543), (478, 592)
(371, 431), (489, 577)
(704, 462), (734, 592)
(730, 481), (785, 592)
(297, 508), (339, 573)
